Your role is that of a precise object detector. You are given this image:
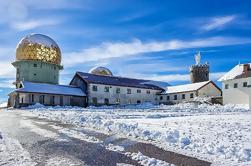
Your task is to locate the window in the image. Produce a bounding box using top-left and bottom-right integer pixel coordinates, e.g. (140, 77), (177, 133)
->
(137, 89), (141, 93)
(54, 66), (56, 70)
(60, 96), (63, 106)
(92, 85), (98, 91)
(225, 84), (229, 89)
(39, 95), (45, 104)
(137, 100), (141, 104)
(104, 86), (109, 92)
(234, 83), (238, 88)
(31, 94), (34, 103)
(190, 93), (194, 98)
(127, 89), (131, 94)
(182, 94), (185, 99)
(167, 96), (170, 101)
(174, 95), (177, 100)
(243, 82), (248, 87)
(21, 97), (24, 103)
(92, 97), (97, 105)
(116, 88), (120, 93)
(160, 96), (163, 100)
(116, 99), (120, 104)
(50, 96), (55, 105)
(34, 73), (37, 76)
(104, 98), (109, 105)
(147, 90), (151, 94)
(34, 63), (37, 67)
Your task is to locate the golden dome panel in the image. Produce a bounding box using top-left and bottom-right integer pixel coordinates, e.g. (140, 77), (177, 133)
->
(16, 34), (61, 65)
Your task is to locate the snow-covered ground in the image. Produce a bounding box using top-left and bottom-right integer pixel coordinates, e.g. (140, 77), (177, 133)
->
(0, 130), (35, 166)
(8, 103), (251, 165)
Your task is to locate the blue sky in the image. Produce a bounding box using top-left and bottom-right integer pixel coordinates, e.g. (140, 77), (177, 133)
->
(1, 0), (251, 102)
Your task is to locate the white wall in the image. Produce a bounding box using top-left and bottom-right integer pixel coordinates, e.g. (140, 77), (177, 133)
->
(88, 83), (161, 105)
(198, 82), (221, 97)
(159, 82), (221, 104)
(222, 77), (251, 106)
(158, 91), (196, 104)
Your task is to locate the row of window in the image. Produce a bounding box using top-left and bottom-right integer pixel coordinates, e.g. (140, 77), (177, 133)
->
(225, 82), (248, 89)
(160, 93), (194, 101)
(92, 85), (151, 94)
(92, 97), (141, 105)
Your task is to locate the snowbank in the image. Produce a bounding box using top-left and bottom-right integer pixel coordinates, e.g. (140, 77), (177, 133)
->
(14, 103), (251, 165)
(0, 129), (35, 166)
(0, 102), (7, 108)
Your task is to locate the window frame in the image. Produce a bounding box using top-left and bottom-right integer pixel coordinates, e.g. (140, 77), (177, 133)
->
(104, 86), (110, 92)
(92, 85), (98, 91)
(243, 82), (248, 87)
(234, 83), (238, 88)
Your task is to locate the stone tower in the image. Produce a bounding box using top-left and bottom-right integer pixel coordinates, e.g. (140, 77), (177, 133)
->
(189, 52), (209, 83)
(13, 34), (63, 88)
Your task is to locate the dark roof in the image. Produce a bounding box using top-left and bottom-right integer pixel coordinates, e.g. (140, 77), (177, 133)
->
(14, 81), (86, 97)
(75, 72), (165, 91)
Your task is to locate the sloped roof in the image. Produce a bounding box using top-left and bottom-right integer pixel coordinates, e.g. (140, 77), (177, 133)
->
(163, 81), (214, 94)
(218, 63), (251, 81)
(75, 72), (165, 90)
(15, 81), (85, 97)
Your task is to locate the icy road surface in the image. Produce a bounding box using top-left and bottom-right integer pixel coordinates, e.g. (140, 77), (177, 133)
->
(0, 109), (210, 166)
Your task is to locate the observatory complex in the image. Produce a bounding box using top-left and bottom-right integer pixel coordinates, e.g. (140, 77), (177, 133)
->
(8, 34), (221, 108)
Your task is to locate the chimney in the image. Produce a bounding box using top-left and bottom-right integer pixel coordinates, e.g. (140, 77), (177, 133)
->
(243, 64), (250, 73)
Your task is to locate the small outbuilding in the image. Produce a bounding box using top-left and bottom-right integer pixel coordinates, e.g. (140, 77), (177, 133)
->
(158, 80), (222, 104)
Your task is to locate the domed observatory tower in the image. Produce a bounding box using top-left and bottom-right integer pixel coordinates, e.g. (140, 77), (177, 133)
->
(13, 34), (63, 87)
(189, 52), (209, 83)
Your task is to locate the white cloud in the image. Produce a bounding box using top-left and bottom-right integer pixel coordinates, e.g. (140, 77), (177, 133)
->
(0, 79), (15, 88)
(0, 62), (15, 78)
(201, 15), (236, 31)
(63, 36), (251, 66)
(11, 19), (62, 31)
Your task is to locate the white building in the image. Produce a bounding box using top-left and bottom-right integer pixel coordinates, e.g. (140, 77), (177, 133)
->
(70, 67), (167, 106)
(219, 63), (251, 108)
(158, 81), (222, 104)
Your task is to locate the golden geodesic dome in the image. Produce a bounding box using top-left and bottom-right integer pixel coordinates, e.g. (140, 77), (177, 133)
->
(89, 66), (113, 76)
(16, 34), (61, 65)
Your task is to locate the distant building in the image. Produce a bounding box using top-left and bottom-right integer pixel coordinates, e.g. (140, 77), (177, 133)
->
(158, 81), (222, 104)
(190, 52), (209, 83)
(219, 63), (251, 108)
(70, 70), (165, 106)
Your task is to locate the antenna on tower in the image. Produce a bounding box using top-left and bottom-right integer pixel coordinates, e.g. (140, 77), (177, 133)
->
(195, 51), (201, 65)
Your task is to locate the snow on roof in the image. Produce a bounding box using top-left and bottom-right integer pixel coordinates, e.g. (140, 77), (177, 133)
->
(164, 81), (211, 94)
(218, 63), (251, 81)
(16, 81), (85, 97)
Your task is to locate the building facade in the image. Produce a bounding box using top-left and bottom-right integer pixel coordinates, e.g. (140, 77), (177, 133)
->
(70, 71), (164, 106)
(158, 81), (222, 104)
(219, 63), (251, 108)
